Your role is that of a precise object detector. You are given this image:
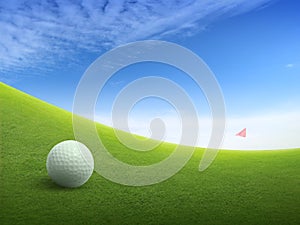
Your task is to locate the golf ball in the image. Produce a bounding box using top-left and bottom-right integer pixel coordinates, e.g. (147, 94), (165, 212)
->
(46, 140), (94, 188)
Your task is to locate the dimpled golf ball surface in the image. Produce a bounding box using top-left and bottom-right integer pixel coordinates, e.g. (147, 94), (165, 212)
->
(46, 140), (94, 188)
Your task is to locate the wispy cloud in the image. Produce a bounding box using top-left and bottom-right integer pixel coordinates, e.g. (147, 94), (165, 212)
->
(0, 0), (272, 80)
(285, 63), (295, 68)
(95, 110), (300, 150)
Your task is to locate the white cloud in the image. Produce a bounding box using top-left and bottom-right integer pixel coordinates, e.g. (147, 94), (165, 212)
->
(221, 112), (300, 150)
(0, 0), (272, 80)
(285, 63), (295, 68)
(95, 111), (300, 150)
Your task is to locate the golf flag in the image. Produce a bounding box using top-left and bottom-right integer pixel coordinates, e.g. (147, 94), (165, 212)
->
(236, 128), (246, 137)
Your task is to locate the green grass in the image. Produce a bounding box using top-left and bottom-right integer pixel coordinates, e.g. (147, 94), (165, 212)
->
(0, 82), (299, 225)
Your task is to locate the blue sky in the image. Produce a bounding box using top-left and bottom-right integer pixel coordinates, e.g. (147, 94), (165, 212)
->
(1, 0), (300, 149)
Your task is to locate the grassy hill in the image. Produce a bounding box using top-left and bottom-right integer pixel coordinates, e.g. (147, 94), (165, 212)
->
(0, 82), (299, 225)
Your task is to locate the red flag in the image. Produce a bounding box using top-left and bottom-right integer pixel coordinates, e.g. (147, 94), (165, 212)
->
(236, 128), (246, 137)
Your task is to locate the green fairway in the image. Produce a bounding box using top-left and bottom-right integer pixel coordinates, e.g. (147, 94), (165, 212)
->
(0, 82), (299, 225)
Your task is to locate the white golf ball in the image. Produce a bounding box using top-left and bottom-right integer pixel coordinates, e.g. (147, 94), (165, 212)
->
(46, 140), (94, 188)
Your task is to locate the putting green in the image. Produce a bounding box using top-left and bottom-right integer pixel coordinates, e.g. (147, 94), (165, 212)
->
(0, 82), (299, 225)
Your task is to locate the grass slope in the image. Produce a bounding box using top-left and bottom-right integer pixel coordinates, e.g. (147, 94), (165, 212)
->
(0, 82), (299, 225)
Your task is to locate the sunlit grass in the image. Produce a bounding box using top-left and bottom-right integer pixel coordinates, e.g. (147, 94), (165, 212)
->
(1, 82), (299, 225)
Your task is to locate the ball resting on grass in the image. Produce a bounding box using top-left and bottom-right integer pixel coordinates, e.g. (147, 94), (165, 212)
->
(46, 140), (94, 188)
